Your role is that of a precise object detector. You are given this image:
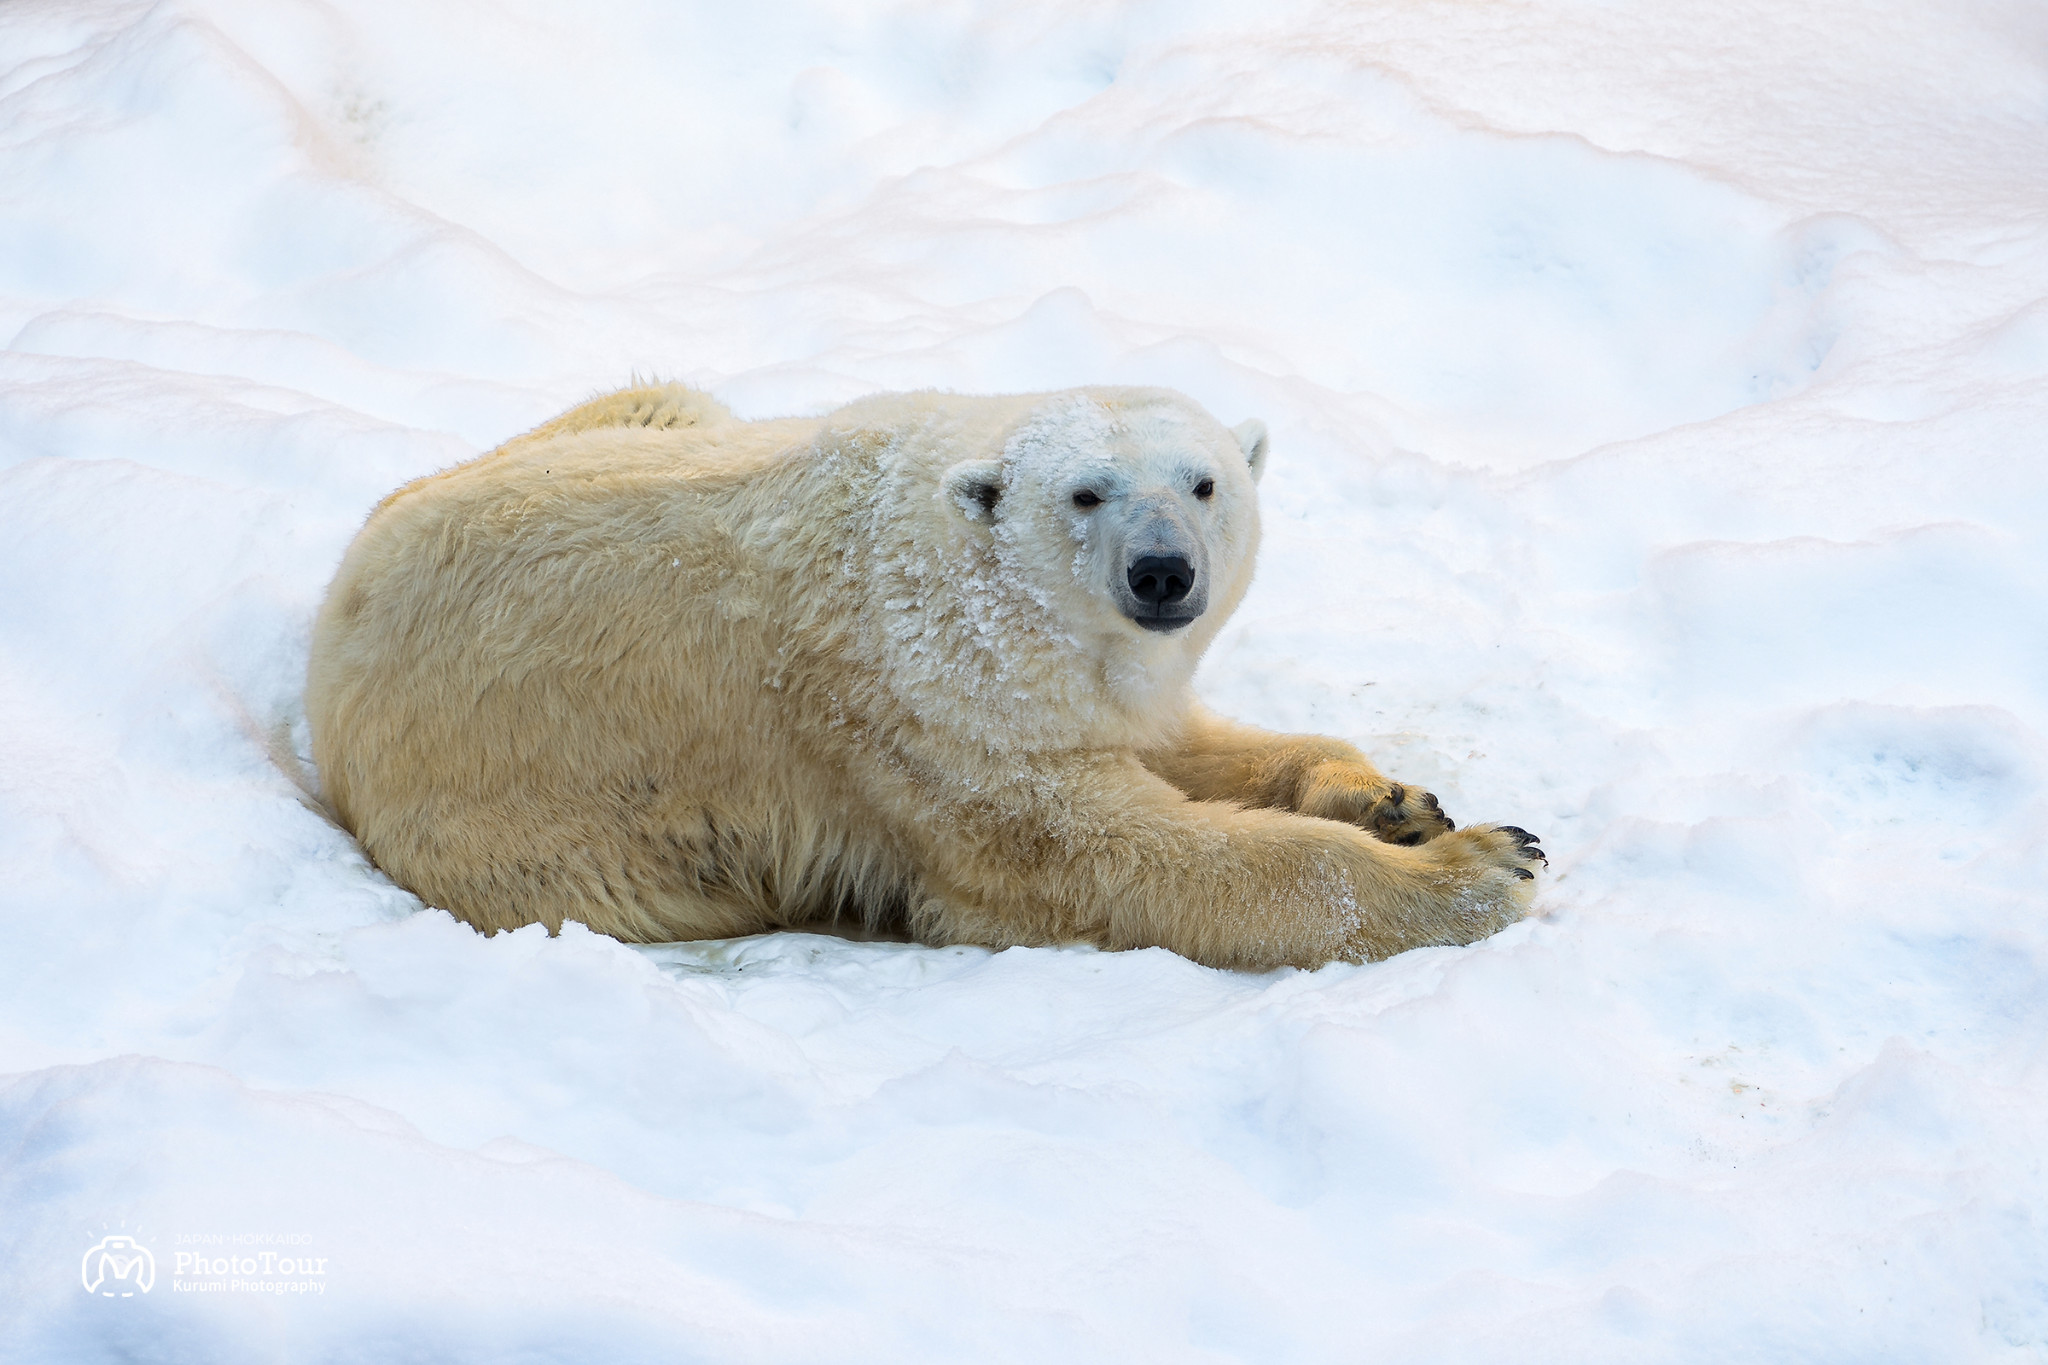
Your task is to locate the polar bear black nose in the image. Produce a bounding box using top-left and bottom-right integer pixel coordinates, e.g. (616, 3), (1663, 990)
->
(1127, 555), (1194, 607)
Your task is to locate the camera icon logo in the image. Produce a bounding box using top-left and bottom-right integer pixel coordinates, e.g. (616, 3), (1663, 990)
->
(81, 1235), (155, 1297)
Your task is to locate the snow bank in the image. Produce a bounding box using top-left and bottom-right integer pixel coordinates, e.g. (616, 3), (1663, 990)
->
(3, 0), (2046, 1359)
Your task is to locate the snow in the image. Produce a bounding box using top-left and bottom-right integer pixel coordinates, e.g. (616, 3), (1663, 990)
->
(3, 0), (2047, 1358)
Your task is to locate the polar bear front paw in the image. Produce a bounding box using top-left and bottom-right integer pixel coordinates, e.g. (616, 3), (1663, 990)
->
(1297, 761), (1458, 846)
(1419, 823), (1547, 943)
(1362, 783), (1458, 846)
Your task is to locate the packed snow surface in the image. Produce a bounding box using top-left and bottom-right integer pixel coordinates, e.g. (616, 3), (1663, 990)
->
(4, 0), (2048, 1359)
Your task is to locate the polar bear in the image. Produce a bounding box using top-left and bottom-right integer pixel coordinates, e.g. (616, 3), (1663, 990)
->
(306, 383), (1543, 970)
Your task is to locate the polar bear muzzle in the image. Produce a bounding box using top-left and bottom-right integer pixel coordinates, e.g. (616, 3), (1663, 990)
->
(1112, 491), (1210, 631)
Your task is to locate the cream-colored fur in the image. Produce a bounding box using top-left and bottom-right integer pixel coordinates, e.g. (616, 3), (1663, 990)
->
(306, 383), (1543, 970)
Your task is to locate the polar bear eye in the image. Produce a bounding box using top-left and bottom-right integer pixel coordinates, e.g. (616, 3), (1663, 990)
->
(1193, 477), (1215, 500)
(1072, 490), (1102, 509)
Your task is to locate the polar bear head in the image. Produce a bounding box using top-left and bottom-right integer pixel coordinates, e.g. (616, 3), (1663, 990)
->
(929, 387), (1269, 742)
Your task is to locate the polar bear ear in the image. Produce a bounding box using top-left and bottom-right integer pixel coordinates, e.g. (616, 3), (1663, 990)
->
(943, 458), (1005, 523)
(1232, 419), (1270, 485)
